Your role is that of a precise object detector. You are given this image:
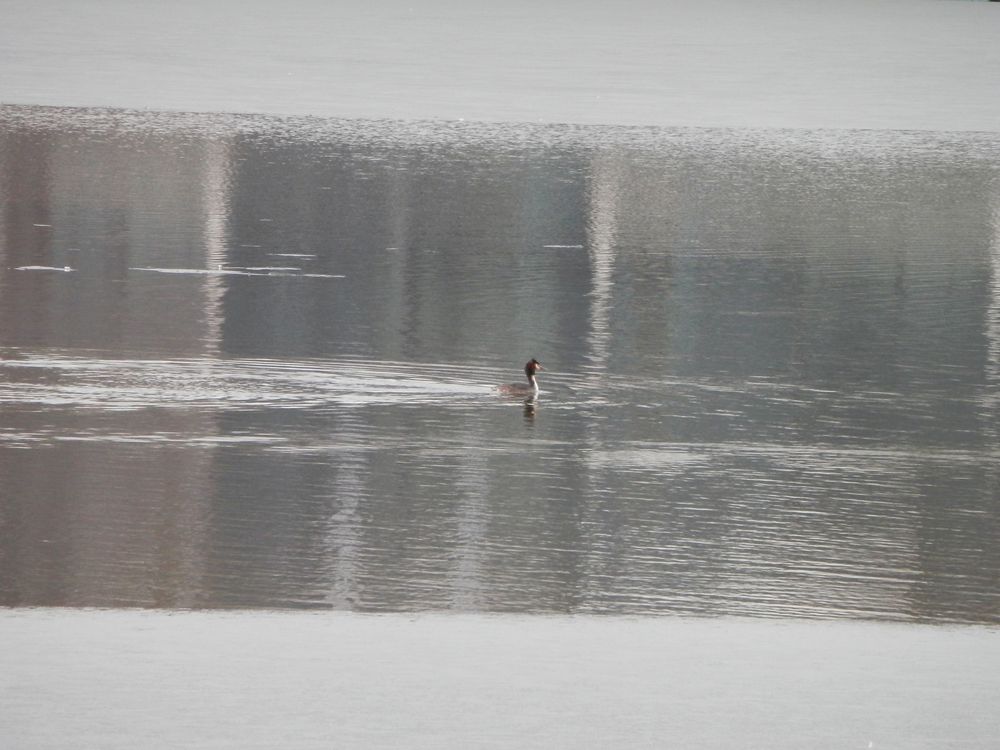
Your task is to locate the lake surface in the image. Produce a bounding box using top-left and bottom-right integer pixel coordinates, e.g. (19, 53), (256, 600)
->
(4, 608), (999, 750)
(2, 104), (999, 625)
(3, 0), (999, 131)
(3, 2), (1000, 745)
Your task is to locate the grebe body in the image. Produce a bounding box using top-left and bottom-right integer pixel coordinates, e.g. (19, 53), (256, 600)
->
(497, 359), (543, 397)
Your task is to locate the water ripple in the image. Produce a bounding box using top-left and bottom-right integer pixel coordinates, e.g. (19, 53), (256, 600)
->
(0, 352), (494, 412)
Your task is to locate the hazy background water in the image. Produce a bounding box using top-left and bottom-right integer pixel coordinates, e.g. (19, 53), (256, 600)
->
(3, 0), (999, 131)
(2, 105), (999, 624)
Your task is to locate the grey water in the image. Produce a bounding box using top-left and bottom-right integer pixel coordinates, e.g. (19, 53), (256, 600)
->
(4, 1), (1000, 746)
(3, 105), (1000, 626)
(3, 0), (999, 132)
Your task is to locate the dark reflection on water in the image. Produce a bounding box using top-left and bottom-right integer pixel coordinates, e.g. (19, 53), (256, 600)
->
(2, 105), (1000, 624)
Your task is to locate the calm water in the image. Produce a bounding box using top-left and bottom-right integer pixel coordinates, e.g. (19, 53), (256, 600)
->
(4, 609), (1000, 750)
(3, 0), (999, 131)
(2, 104), (999, 624)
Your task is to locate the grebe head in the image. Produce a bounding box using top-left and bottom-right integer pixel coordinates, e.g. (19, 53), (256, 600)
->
(525, 358), (542, 380)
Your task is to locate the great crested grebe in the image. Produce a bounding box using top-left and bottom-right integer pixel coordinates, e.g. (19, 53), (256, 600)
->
(497, 358), (543, 397)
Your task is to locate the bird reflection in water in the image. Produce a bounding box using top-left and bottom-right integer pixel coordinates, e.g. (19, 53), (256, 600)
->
(523, 396), (538, 421)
